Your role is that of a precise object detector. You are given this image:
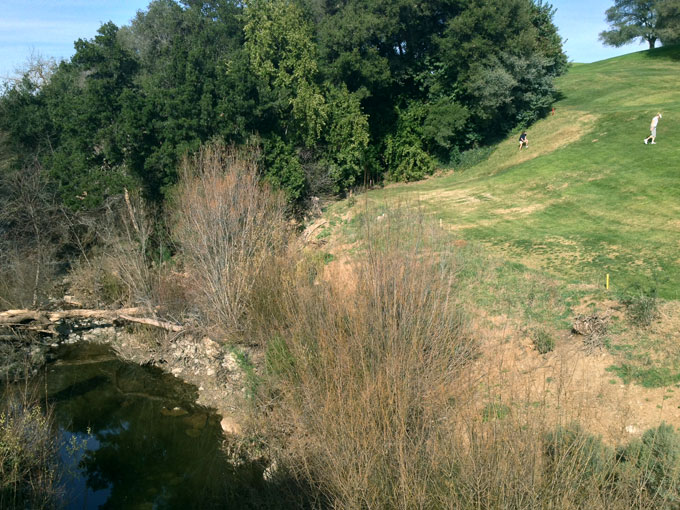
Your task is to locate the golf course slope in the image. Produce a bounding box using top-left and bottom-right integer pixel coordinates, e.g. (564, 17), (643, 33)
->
(313, 45), (680, 439)
(353, 45), (680, 299)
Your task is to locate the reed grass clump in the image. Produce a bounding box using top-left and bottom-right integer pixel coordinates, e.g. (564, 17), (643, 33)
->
(0, 386), (60, 509)
(532, 328), (555, 354)
(619, 287), (659, 328)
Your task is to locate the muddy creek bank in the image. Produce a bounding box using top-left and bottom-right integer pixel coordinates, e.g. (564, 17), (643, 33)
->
(42, 342), (268, 509)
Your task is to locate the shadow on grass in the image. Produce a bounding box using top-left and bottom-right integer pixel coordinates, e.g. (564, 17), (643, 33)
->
(642, 44), (680, 61)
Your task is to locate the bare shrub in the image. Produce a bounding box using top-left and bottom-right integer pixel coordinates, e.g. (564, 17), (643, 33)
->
(64, 193), (153, 307)
(103, 190), (158, 306)
(66, 255), (127, 308)
(448, 416), (633, 510)
(93, 189), (177, 313)
(0, 248), (58, 310)
(65, 190), (193, 321)
(172, 144), (289, 335)
(257, 208), (476, 508)
(0, 157), (158, 312)
(0, 162), (66, 310)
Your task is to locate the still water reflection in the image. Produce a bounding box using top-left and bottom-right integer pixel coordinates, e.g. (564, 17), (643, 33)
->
(45, 343), (267, 509)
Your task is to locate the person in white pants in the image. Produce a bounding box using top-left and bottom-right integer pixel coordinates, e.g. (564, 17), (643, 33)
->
(644, 113), (662, 144)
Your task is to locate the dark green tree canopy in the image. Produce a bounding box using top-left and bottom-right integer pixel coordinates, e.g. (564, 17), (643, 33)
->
(657, 0), (680, 44)
(1, 0), (566, 210)
(599, 0), (680, 48)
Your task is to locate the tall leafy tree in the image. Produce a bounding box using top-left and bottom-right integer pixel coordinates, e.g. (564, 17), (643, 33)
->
(11, 22), (140, 209)
(244, 0), (327, 145)
(600, 0), (664, 48)
(657, 0), (680, 44)
(116, 0), (245, 200)
(436, 0), (567, 142)
(243, 0), (371, 199)
(1, 0), (566, 209)
(305, 0), (558, 179)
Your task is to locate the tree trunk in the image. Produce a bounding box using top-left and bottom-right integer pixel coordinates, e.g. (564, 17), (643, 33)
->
(0, 307), (184, 334)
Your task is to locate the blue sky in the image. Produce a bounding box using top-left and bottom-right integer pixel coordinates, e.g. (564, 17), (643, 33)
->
(551, 0), (644, 63)
(0, 0), (149, 79)
(0, 0), (649, 80)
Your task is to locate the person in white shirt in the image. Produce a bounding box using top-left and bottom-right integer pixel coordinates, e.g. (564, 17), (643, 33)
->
(644, 113), (662, 144)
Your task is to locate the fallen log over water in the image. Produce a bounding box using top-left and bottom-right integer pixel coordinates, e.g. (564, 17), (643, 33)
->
(0, 307), (183, 334)
(117, 314), (184, 332)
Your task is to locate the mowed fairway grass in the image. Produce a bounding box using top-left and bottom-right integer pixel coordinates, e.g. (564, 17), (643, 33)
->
(352, 46), (680, 298)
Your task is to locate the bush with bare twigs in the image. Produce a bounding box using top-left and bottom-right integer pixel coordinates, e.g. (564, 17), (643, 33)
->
(0, 162), (66, 310)
(254, 210), (476, 508)
(172, 144), (289, 335)
(66, 199), (153, 308)
(66, 190), (192, 325)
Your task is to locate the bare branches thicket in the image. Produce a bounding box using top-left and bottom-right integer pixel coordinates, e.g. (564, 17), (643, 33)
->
(64, 190), (162, 311)
(2, 50), (56, 88)
(104, 190), (158, 307)
(173, 144), (288, 335)
(258, 209), (476, 508)
(0, 155), (143, 311)
(0, 161), (66, 310)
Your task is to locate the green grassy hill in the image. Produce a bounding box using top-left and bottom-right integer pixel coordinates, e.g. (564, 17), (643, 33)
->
(345, 45), (680, 299)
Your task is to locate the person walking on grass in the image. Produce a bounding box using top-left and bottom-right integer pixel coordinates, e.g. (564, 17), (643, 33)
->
(519, 131), (528, 150)
(644, 112), (662, 144)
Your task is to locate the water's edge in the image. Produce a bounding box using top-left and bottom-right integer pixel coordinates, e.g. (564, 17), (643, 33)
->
(3, 324), (296, 509)
(45, 342), (265, 509)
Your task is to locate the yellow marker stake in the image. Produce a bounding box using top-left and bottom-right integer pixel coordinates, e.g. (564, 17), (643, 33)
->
(606, 274), (610, 290)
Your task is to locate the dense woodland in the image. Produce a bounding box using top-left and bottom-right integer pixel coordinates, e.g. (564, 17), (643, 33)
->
(0, 0), (566, 211)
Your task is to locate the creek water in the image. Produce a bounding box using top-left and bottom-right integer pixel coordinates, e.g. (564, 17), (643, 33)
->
(42, 342), (269, 509)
